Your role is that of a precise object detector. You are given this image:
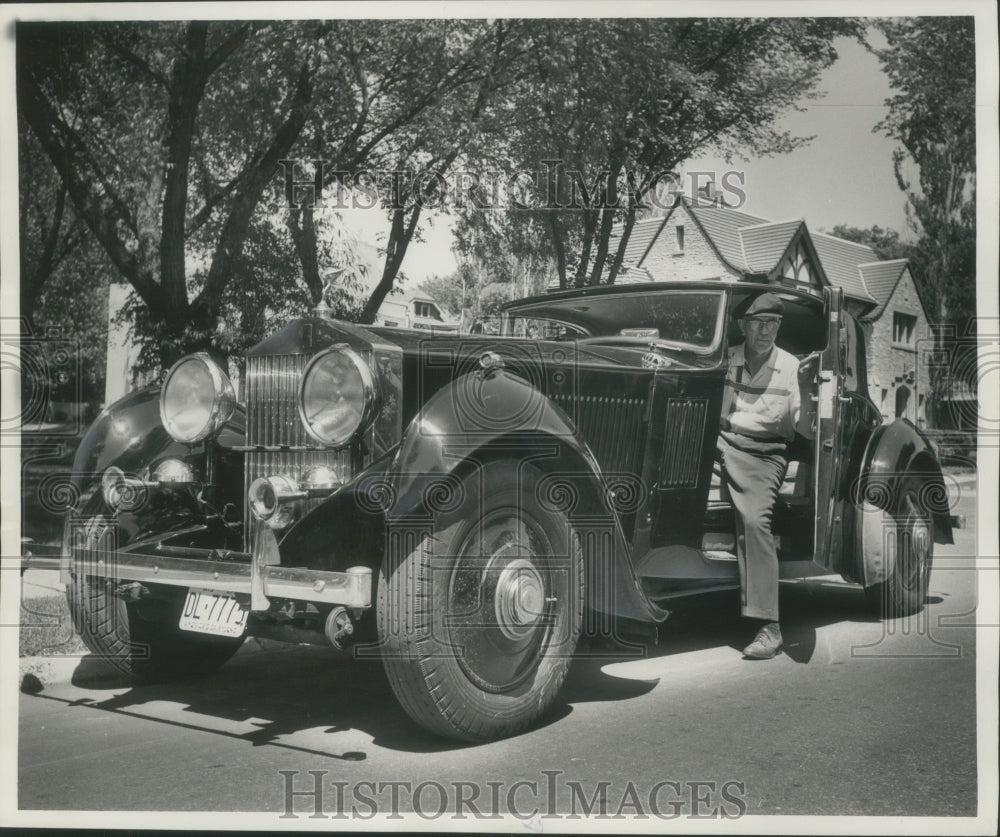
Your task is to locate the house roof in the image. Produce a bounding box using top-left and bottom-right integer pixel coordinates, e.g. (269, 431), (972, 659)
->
(612, 216), (671, 266)
(737, 220), (804, 274)
(797, 232), (878, 306)
(857, 260), (911, 321)
(684, 202), (769, 270)
(607, 197), (899, 310)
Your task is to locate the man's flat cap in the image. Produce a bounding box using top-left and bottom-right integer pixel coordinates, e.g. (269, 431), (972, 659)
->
(733, 292), (784, 319)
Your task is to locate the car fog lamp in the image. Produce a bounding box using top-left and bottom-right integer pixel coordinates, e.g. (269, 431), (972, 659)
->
(151, 458), (198, 484)
(301, 465), (343, 491)
(159, 353), (236, 443)
(248, 475), (305, 529)
(101, 466), (148, 512)
(298, 346), (379, 447)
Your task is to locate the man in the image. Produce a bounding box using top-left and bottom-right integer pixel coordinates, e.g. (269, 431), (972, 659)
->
(717, 292), (818, 659)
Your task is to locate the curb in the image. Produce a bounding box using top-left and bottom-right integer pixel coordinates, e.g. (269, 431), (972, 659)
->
(20, 654), (124, 692)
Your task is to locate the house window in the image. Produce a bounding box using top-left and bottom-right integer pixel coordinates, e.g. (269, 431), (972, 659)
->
(895, 385), (911, 419)
(675, 225), (685, 252)
(780, 242), (811, 288)
(893, 312), (917, 346)
(414, 301), (440, 320)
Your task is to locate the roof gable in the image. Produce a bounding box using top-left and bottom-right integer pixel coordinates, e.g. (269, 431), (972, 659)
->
(857, 260), (910, 319)
(685, 200), (769, 270)
(738, 220), (804, 274)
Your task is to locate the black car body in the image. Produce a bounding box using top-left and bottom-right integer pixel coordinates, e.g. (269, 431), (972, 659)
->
(62, 281), (954, 740)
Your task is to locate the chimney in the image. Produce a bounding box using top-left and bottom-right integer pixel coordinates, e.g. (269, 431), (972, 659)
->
(697, 178), (724, 207)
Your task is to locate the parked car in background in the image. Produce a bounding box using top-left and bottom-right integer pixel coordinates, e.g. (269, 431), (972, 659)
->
(61, 281), (955, 741)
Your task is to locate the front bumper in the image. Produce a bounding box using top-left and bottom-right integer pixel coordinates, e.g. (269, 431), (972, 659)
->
(55, 522), (372, 611)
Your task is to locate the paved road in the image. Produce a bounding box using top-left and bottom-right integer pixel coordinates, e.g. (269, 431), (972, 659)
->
(15, 485), (984, 824)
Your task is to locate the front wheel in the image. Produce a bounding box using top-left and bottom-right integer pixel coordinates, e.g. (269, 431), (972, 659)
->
(863, 475), (935, 617)
(66, 516), (244, 682)
(377, 460), (584, 741)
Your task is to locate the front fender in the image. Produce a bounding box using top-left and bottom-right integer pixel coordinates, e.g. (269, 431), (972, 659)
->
(71, 386), (245, 499)
(854, 418), (954, 586)
(282, 368), (665, 625)
(68, 385), (246, 545)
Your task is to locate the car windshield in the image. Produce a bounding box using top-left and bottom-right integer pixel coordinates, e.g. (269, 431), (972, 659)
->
(502, 289), (726, 352)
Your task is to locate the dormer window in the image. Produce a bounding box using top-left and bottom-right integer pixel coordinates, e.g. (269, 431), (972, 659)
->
(414, 301), (440, 320)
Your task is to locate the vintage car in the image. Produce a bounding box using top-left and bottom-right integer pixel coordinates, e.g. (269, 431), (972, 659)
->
(61, 281), (954, 741)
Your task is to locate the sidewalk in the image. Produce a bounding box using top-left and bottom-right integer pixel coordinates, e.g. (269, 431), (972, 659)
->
(20, 567), (65, 601)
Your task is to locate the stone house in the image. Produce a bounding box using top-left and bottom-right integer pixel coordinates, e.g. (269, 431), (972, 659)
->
(609, 195), (933, 426)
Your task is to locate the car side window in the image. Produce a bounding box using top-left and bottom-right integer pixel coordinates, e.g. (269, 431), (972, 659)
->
(843, 317), (867, 394)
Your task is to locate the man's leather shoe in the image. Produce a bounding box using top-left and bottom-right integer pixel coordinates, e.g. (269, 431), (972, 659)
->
(742, 622), (782, 659)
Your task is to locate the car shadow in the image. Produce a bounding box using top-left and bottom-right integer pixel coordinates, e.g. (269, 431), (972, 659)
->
(37, 580), (881, 756)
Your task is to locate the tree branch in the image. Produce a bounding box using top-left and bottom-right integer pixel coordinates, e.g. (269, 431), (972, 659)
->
(99, 31), (168, 86)
(204, 23), (254, 77)
(192, 62), (313, 325)
(18, 70), (167, 317)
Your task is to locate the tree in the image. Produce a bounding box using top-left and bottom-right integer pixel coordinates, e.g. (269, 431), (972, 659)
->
(297, 20), (530, 324)
(18, 123), (115, 411)
(18, 20), (520, 372)
(17, 21), (322, 367)
(867, 17), (977, 430)
(869, 18), (976, 384)
(455, 18), (864, 290)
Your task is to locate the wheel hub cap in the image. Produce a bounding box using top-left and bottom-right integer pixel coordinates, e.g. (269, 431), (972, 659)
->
(912, 520), (930, 560)
(495, 558), (546, 641)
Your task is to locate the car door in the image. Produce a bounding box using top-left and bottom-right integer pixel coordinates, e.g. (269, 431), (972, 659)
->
(813, 287), (847, 571)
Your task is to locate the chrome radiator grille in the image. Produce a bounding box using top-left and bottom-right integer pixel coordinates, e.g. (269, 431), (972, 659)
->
(244, 354), (311, 447)
(659, 397), (709, 488)
(552, 394), (648, 475)
(242, 354), (354, 551)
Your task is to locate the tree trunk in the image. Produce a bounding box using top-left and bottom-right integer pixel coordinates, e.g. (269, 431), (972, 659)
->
(607, 204), (638, 285)
(360, 204), (422, 323)
(287, 207), (324, 304)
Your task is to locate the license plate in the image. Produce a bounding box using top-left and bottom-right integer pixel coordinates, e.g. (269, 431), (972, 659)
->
(179, 588), (248, 638)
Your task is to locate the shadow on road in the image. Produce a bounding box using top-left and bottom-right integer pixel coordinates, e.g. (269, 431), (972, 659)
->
(28, 579), (884, 757)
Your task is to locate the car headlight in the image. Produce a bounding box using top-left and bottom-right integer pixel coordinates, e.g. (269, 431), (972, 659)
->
(159, 353), (236, 443)
(298, 346), (379, 447)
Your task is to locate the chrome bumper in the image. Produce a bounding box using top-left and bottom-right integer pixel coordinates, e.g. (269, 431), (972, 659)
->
(56, 523), (372, 611)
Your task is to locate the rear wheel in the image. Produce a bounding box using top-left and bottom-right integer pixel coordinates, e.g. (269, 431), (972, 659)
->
(66, 516), (243, 682)
(377, 460), (584, 741)
(863, 475), (935, 617)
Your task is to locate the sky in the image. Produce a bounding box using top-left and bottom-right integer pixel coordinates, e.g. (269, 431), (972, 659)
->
(340, 34), (911, 288)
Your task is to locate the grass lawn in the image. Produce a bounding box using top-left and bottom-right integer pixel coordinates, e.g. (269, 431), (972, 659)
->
(19, 594), (88, 657)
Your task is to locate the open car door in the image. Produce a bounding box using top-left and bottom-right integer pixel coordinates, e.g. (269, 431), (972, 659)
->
(813, 287), (846, 571)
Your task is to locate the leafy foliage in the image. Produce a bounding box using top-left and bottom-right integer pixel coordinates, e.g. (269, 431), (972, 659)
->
(18, 125), (112, 405)
(869, 18), (976, 333)
(453, 18), (864, 290)
(18, 20), (508, 372)
(868, 17), (977, 408)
